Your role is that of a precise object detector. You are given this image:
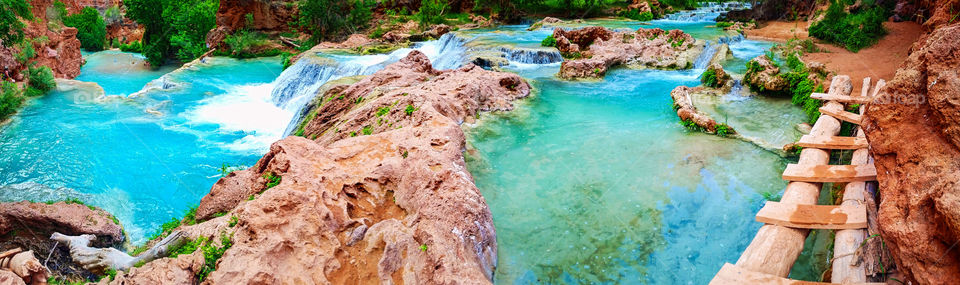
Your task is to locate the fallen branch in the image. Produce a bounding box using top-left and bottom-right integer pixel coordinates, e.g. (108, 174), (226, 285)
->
(51, 231), (187, 273)
(0, 248), (46, 285)
(279, 37), (301, 49)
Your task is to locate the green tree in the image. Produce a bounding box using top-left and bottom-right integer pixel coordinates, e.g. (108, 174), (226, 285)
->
(63, 7), (108, 51)
(125, 0), (218, 67)
(0, 0), (34, 44)
(0, 82), (23, 121)
(297, 0), (353, 42)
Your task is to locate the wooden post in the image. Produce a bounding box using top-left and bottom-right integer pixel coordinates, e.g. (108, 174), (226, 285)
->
(832, 129), (869, 283)
(734, 76), (851, 276)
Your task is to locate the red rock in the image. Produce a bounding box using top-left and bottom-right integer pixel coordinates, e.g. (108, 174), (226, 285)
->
(125, 51), (530, 284)
(206, 0), (299, 47)
(862, 23), (960, 284)
(0, 201), (124, 245)
(743, 54), (787, 93)
(552, 26), (701, 79)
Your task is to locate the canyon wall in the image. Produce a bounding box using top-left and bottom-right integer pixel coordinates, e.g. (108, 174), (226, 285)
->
(206, 0), (299, 47)
(862, 20), (960, 284)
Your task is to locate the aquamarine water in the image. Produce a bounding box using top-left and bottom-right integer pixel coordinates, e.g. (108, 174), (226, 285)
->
(0, 53), (285, 242)
(0, 4), (815, 283)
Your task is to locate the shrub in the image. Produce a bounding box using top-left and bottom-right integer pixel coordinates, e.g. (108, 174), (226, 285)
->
(27, 65), (56, 93)
(715, 123), (731, 137)
(14, 41), (35, 65)
(297, 0), (366, 43)
(0, 82), (23, 122)
(415, 0), (448, 28)
(263, 172), (281, 189)
(716, 21), (734, 28)
(280, 52), (294, 70)
(103, 5), (123, 25)
(64, 7), (107, 51)
(0, 0), (33, 44)
(620, 9), (653, 21)
(125, 0), (217, 67)
(196, 233), (233, 281)
(701, 69), (718, 87)
(541, 34), (556, 47)
(809, 0), (887, 52)
(222, 29), (274, 58)
(119, 41), (143, 52)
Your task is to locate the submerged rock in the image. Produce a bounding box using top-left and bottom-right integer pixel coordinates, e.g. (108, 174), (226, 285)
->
(862, 23), (960, 284)
(121, 51), (530, 284)
(552, 27), (703, 79)
(670, 86), (733, 135)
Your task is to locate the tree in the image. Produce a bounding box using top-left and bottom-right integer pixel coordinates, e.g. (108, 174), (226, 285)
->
(0, 0), (34, 45)
(64, 7), (108, 51)
(297, 0), (352, 43)
(125, 0), (218, 67)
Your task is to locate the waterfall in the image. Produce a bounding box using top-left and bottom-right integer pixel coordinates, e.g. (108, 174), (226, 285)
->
(662, 2), (751, 22)
(497, 47), (563, 64)
(694, 41), (718, 69)
(270, 33), (471, 135)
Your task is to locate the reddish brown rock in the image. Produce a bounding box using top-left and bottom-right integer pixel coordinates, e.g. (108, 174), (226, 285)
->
(862, 23), (960, 284)
(670, 86), (731, 134)
(552, 26), (701, 79)
(205, 0), (299, 47)
(0, 201), (124, 245)
(743, 54), (787, 93)
(124, 51), (529, 284)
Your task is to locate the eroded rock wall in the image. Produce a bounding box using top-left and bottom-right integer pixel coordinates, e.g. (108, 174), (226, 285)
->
(552, 27), (702, 79)
(862, 23), (960, 284)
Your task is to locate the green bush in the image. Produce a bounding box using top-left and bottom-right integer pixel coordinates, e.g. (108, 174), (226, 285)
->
(0, 0), (33, 44)
(64, 7), (107, 51)
(809, 1), (887, 52)
(659, 0), (698, 10)
(27, 65), (56, 93)
(541, 34), (556, 47)
(296, 0), (370, 43)
(620, 9), (653, 21)
(125, 0), (217, 67)
(103, 5), (123, 25)
(221, 29), (275, 58)
(701, 69), (718, 87)
(415, 0), (448, 28)
(716, 21), (734, 28)
(119, 41), (143, 52)
(0, 82), (23, 122)
(14, 41), (35, 65)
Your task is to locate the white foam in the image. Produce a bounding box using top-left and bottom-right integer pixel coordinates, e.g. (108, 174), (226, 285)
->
(183, 83), (292, 153)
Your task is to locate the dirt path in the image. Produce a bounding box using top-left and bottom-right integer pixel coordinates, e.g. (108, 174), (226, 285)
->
(804, 21), (922, 95)
(746, 20), (922, 95)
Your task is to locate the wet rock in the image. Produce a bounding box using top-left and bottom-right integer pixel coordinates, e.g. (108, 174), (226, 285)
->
(670, 86), (732, 134)
(129, 51), (530, 284)
(862, 24), (960, 284)
(743, 54), (787, 93)
(527, 17), (564, 31)
(702, 63), (730, 88)
(552, 26), (702, 79)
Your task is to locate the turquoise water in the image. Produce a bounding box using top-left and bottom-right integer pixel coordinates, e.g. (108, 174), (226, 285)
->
(0, 52), (285, 242)
(0, 6), (811, 283)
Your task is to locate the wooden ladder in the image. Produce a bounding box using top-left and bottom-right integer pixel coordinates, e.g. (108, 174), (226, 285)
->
(710, 77), (883, 284)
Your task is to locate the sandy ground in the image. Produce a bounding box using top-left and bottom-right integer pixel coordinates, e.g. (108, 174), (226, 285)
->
(746, 21), (923, 95)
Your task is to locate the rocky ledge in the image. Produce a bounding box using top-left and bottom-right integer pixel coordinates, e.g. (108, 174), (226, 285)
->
(551, 26), (703, 79)
(104, 51), (529, 284)
(862, 23), (960, 284)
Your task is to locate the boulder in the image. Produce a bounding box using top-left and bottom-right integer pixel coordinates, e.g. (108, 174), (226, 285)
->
(743, 54), (788, 93)
(702, 63), (730, 88)
(862, 23), (960, 284)
(552, 26), (702, 79)
(0, 201), (124, 246)
(670, 86), (733, 135)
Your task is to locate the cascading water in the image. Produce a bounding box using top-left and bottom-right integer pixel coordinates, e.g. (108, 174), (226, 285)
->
(662, 2), (751, 22)
(271, 33), (471, 135)
(496, 47), (563, 64)
(694, 41), (719, 69)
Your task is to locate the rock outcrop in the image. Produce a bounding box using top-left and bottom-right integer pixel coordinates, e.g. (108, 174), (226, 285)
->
(702, 63), (730, 88)
(862, 23), (960, 284)
(552, 27), (702, 79)
(0, 0), (86, 79)
(743, 54), (787, 93)
(670, 86), (732, 135)
(206, 0), (298, 47)
(116, 51), (530, 284)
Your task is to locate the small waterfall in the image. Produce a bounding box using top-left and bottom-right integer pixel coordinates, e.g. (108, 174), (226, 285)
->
(717, 34), (745, 45)
(694, 41), (718, 69)
(271, 33), (471, 135)
(662, 2), (751, 22)
(497, 47), (563, 64)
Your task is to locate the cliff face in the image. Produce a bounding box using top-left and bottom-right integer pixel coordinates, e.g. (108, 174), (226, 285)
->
(205, 0), (298, 47)
(862, 23), (960, 284)
(0, 0), (88, 79)
(113, 51), (530, 284)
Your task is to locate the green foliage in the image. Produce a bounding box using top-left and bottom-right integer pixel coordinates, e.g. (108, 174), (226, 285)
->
(125, 0), (218, 67)
(659, 0), (698, 10)
(745, 59), (764, 74)
(376, 106), (390, 117)
(218, 163), (244, 177)
(785, 53), (804, 72)
(228, 216), (239, 227)
(715, 21), (734, 28)
(119, 41), (143, 53)
(761, 190), (782, 202)
(63, 7), (107, 51)
(27, 65), (56, 93)
(296, 0), (372, 43)
(0, 0), (33, 44)
(263, 172), (281, 189)
(541, 35), (556, 47)
(280, 52), (294, 70)
(103, 5), (123, 25)
(620, 9), (653, 21)
(775, 56), (824, 124)
(404, 104), (418, 115)
(102, 268), (118, 282)
(14, 41), (35, 65)
(680, 119), (703, 132)
(809, 0), (887, 52)
(419, 244), (428, 251)
(715, 123), (731, 137)
(402, 150), (408, 158)
(169, 236), (206, 258)
(361, 125), (373, 135)
(221, 29), (276, 58)
(196, 233), (233, 281)
(183, 206), (198, 225)
(701, 69), (718, 88)
(414, 0), (448, 28)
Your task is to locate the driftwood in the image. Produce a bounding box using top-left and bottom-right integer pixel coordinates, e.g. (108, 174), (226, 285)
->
(51, 231), (187, 273)
(279, 36), (301, 49)
(0, 248), (47, 285)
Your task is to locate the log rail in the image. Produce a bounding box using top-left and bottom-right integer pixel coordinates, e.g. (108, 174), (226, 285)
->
(710, 76), (885, 284)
